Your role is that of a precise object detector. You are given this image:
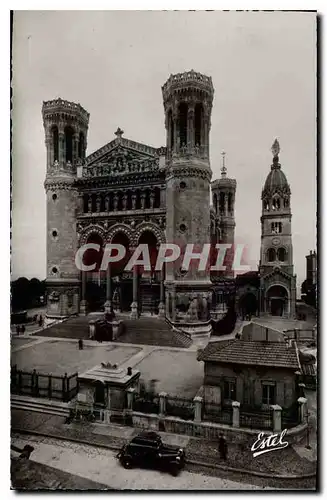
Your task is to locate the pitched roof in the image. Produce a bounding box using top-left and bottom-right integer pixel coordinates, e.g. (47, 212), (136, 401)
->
(198, 339), (300, 370)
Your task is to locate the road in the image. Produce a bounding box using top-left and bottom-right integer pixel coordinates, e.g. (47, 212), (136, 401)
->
(11, 434), (272, 491)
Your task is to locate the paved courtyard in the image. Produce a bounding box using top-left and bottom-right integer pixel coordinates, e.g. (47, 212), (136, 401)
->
(11, 340), (141, 376)
(11, 337), (203, 397)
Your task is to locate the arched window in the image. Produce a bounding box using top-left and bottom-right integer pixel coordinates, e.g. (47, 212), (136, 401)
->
(195, 103), (203, 146)
(272, 197), (281, 210)
(267, 248), (276, 262)
(213, 193), (218, 213)
(78, 132), (85, 159)
(52, 126), (59, 162)
(228, 193), (233, 213)
(284, 197), (289, 208)
(219, 192), (225, 214)
(277, 248), (286, 262)
(179, 102), (188, 147)
(65, 126), (74, 162)
(168, 110), (173, 150)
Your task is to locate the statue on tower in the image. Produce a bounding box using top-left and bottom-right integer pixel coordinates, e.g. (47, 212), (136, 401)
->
(271, 138), (280, 159)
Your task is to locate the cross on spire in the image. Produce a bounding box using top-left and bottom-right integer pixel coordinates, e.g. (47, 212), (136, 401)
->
(114, 127), (124, 139)
(221, 151), (227, 177)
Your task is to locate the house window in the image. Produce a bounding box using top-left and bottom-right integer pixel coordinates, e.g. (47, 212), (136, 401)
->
(223, 379), (236, 402)
(262, 382), (276, 406)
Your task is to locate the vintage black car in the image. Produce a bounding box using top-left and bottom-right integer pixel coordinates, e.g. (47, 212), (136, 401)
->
(117, 431), (185, 476)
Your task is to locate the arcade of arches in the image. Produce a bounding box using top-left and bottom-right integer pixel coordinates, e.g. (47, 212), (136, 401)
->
(81, 230), (163, 314)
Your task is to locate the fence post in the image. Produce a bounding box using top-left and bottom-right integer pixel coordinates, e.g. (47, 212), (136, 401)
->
(48, 375), (52, 399)
(298, 383), (306, 398)
(18, 371), (22, 394)
(193, 396), (203, 423)
(271, 404), (282, 433)
(159, 392), (167, 416)
(67, 376), (70, 400)
(127, 387), (136, 410)
(62, 373), (68, 402)
(297, 397), (308, 424)
(232, 401), (240, 428)
(32, 369), (37, 396)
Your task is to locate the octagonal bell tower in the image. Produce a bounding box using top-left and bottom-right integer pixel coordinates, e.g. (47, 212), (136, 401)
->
(162, 70), (214, 337)
(43, 98), (89, 318)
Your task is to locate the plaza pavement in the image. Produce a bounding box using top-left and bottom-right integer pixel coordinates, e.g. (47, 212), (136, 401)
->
(11, 335), (203, 398)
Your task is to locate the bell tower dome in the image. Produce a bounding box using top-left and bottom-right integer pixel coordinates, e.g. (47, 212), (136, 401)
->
(259, 139), (296, 318)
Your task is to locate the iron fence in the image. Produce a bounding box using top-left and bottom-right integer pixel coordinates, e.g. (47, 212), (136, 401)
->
(282, 404), (300, 429)
(239, 405), (273, 430)
(165, 395), (194, 421)
(133, 393), (160, 414)
(11, 365), (78, 402)
(202, 402), (233, 425)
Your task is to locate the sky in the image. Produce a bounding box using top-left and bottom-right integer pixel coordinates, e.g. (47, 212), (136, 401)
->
(11, 10), (317, 294)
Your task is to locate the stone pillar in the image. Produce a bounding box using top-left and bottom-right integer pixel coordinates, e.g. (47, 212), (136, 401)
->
(112, 320), (119, 341)
(298, 383), (306, 399)
(88, 194), (92, 213)
(113, 193), (119, 211)
(149, 190), (155, 209)
(271, 404), (282, 433)
(80, 271), (87, 315)
(59, 129), (65, 166)
(232, 401), (240, 428)
(140, 191), (146, 210)
(122, 194), (128, 210)
(130, 265), (138, 319)
(105, 195), (110, 212)
(298, 397), (308, 424)
(45, 131), (52, 169)
(127, 387), (136, 410)
(104, 265), (112, 313)
(160, 187), (166, 208)
(89, 320), (96, 339)
(171, 290), (176, 321)
(131, 192), (137, 210)
(187, 104), (195, 150)
(193, 396), (203, 423)
(96, 194), (101, 212)
(159, 392), (167, 416)
(158, 266), (165, 317)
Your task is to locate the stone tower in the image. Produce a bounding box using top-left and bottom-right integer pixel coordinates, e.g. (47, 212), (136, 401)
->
(43, 98), (89, 318)
(162, 70), (214, 337)
(211, 152), (236, 278)
(259, 139), (296, 318)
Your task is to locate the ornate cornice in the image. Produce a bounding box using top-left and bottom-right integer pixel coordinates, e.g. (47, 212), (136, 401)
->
(44, 178), (78, 192)
(75, 170), (165, 189)
(166, 165), (212, 182)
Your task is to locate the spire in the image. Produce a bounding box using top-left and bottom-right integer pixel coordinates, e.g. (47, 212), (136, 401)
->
(221, 151), (227, 177)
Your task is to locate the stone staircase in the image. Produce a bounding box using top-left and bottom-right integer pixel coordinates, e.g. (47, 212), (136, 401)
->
(116, 317), (190, 348)
(36, 315), (102, 340)
(11, 394), (70, 417)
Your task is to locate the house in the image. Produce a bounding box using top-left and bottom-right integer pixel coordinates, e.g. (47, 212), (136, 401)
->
(197, 337), (302, 411)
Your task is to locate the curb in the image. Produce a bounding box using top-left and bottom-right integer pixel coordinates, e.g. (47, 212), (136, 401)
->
(11, 427), (316, 480)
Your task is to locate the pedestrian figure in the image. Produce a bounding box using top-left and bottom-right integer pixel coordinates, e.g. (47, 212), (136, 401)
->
(78, 339), (84, 350)
(16, 325), (20, 335)
(38, 315), (43, 327)
(218, 433), (228, 461)
(21, 325), (25, 334)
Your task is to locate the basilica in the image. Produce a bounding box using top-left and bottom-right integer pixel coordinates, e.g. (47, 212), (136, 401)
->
(43, 70), (296, 334)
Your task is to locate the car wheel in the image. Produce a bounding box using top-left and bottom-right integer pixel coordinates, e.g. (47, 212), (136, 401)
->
(171, 466), (180, 477)
(123, 458), (133, 469)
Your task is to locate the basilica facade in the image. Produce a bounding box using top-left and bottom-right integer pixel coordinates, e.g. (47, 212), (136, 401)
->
(43, 70), (296, 330)
(43, 70), (236, 333)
